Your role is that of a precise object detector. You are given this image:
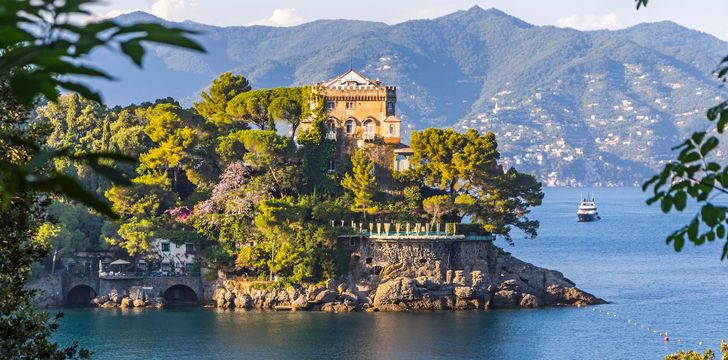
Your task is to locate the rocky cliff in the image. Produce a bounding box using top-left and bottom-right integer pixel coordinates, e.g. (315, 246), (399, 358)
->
(211, 241), (605, 312)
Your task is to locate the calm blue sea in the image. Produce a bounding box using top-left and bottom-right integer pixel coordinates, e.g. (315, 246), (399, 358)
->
(53, 187), (728, 359)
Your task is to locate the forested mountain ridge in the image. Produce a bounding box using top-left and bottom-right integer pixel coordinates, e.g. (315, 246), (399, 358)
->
(85, 6), (728, 186)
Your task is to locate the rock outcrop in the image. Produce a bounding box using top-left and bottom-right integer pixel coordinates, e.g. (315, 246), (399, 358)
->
(209, 243), (605, 312)
(90, 286), (162, 308)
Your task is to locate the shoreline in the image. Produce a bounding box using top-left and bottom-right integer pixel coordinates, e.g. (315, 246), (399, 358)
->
(58, 241), (605, 312)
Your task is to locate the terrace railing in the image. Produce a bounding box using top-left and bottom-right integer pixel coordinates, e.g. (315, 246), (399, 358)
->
(99, 271), (201, 279)
(330, 221), (494, 241)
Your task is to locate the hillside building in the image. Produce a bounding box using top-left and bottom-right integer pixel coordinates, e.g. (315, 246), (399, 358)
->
(300, 69), (401, 145)
(150, 239), (198, 273)
(299, 69), (413, 175)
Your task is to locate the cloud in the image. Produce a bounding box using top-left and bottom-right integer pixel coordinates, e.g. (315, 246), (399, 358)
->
(248, 8), (304, 27)
(412, 7), (445, 19)
(150, 0), (199, 21)
(104, 8), (145, 18)
(556, 13), (621, 30)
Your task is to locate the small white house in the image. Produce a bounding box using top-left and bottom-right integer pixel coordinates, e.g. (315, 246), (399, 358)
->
(151, 238), (197, 273)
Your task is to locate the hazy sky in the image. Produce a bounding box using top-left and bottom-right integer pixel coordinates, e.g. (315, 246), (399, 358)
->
(90, 0), (728, 40)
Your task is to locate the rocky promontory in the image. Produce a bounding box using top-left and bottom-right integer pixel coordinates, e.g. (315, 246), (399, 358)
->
(211, 243), (605, 312)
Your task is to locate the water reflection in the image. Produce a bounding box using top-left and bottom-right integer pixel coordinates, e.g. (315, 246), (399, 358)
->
(52, 188), (728, 359)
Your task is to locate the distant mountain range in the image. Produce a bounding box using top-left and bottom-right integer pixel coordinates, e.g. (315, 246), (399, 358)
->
(86, 6), (728, 186)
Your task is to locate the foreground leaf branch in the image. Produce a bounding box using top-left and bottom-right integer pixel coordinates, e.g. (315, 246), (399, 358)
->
(637, 0), (728, 260)
(1, 0), (205, 358)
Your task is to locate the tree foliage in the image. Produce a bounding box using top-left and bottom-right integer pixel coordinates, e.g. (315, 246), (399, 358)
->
(226, 88), (304, 132)
(638, 0), (728, 259)
(193, 72), (251, 127)
(422, 195), (455, 225)
(409, 128), (543, 242)
(341, 149), (377, 217)
(663, 340), (728, 360)
(247, 196), (349, 282)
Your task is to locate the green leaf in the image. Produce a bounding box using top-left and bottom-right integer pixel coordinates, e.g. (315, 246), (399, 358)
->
(646, 193), (661, 205)
(707, 103), (726, 120)
(687, 218), (699, 240)
(701, 204), (720, 227)
(44, 62), (113, 80)
(718, 66), (728, 79)
(660, 194), (672, 213)
(30, 173), (118, 219)
(691, 131), (706, 144)
(120, 40), (144, 66)
(9, 72), (43, 105)
(74, 151), (137, 163)
(85, 163), (132, 186)
(706, 162), (721, 172)
(0, 132), (41, 151)
(56, 81), (102, 103)
(716, 224), (725, 239)
(673, 191), (687, 211)
(718, 110), (728, 133)
(642, 175), (659, 191)
(0, 27), (34, 46)
(140, 32), (205, 53)
(669, 232), (684, 252)
(678, 151), (700, 164)
(700, 136), (719, 156)
(696, 234), (706, 245)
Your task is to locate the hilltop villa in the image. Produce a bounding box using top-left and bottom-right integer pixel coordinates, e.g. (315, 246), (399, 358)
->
(299, 69), (414, 175)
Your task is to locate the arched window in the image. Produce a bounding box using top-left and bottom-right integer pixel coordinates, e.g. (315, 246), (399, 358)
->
(326, 119), (336, 131)
(363, 120), (375, 141)
(345, 119), (354, 134)
(363, 120), (374, 134)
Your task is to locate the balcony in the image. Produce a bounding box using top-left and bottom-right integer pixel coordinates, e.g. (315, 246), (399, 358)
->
(363, 132), (375, 141)
(326, 131), (337, 140)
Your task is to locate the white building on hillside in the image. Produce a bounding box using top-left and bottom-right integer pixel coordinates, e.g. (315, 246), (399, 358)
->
(150, 238), (198, 273)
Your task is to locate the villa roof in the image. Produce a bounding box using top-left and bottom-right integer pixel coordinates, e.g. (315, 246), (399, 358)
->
(322, 69), (380, 88)
(383, 115), (400, 123)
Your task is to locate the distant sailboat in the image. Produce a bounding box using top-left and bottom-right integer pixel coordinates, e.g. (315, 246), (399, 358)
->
(577, 193), (600, 222)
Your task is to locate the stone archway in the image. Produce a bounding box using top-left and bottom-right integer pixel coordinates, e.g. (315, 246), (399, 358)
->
(163, 284), (199, 306)
(65, 285), (97, 307)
